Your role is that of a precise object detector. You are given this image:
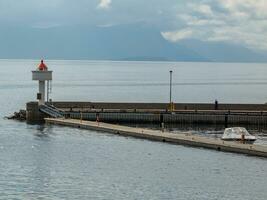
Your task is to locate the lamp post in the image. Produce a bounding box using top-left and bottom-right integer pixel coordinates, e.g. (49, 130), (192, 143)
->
(169, 70), (173, 105)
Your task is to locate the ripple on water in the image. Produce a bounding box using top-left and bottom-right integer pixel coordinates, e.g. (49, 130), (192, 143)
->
(1, 60), (267, 199)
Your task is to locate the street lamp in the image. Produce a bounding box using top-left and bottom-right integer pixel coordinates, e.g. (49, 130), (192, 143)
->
(169, 70), (173, 105)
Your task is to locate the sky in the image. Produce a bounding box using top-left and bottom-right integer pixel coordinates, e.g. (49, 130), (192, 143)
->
(0, 0), (266, 51)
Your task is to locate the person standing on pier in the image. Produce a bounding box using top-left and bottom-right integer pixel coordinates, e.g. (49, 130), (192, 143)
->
(215, 99), (218, 110)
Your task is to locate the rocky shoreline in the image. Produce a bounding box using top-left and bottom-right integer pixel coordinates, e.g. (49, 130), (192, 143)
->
(5, 110), (26, 121)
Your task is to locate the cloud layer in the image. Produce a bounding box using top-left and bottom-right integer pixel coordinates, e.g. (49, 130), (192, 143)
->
(162, 0), (267, 50)
(0, 0), (266, 51)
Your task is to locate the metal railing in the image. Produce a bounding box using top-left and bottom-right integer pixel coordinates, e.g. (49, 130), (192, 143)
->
(39, 104), (64, 118)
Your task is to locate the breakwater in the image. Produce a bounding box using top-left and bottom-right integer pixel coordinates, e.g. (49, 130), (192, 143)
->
(38, 101), (267, 111)
(27, 102), (267, 129)
(45, 118), (267, 158)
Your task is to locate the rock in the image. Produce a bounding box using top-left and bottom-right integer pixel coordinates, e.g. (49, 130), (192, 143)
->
(5, 109), (26, 121)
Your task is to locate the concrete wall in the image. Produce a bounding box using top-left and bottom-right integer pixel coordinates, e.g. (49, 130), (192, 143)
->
(66, 111), (267, 127)
(48, 101), (267, 111)
(26, 102), (47, 123)
(26, 101), (267, 125)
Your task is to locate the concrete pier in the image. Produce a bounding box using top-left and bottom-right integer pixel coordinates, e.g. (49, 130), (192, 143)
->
(45, 118), (267, 158)
(26, 102), (47, 123)
(27, 102), (267, 127)
(45, 102), (267, 111)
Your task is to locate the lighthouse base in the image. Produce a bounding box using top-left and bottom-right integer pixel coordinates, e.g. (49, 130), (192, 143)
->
(26, 102), (47, 123)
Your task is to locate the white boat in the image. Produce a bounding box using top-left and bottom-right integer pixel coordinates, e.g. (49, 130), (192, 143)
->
(222, 127), (256, 143)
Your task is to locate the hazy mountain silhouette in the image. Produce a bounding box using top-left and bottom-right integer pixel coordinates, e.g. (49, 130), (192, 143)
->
(0, 23), (266, 62)
(179, 39), (267, 63)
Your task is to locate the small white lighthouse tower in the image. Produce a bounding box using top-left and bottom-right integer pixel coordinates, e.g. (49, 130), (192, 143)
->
(32, 60), (52, 105)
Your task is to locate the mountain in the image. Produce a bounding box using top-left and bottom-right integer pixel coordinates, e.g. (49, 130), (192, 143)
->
(179, 39), (267, 63)
(0, 24), (266, 62)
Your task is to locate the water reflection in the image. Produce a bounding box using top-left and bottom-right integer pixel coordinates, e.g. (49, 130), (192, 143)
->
(29, 125), (54, 197)
(1, 60), (267, 199)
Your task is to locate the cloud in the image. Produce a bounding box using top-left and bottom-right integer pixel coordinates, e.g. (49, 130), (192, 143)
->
(97, 0), (112, 9)
(188, 3), (213, 16)
(0, 0), (266, 51)
(162, 0), (267, 50)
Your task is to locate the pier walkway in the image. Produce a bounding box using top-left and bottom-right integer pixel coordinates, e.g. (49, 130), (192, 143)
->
(45, 118), (267, 158)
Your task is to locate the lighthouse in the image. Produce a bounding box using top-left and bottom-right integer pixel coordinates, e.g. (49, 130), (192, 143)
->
(32, 60), (52, 105)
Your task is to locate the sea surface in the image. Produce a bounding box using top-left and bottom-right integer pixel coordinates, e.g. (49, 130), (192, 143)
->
(0, 59), (266, 199)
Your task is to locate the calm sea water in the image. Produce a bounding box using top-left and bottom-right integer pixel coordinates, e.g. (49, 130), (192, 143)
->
(0, 59), (267, 199)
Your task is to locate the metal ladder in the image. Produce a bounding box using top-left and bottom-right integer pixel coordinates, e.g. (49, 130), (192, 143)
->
(46, 80), (52, 102)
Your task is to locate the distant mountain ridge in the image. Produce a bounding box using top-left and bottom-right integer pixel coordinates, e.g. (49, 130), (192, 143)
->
(0, 24), (266, 62)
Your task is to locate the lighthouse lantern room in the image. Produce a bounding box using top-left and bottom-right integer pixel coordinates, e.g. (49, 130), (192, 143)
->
(32, 60), (52, 105)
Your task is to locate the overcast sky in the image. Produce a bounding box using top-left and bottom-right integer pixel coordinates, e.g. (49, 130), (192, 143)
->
(0, 0), (266, 51)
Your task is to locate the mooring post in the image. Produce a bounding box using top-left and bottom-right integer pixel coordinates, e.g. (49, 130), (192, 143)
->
(161, 122), (165, 132)
(96, 113), (100, 126)
(80, 111), (83, 123)
(241, 133), (245, 144)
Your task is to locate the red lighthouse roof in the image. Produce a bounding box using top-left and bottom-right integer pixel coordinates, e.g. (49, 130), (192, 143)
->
(38, 60), (48, 71)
